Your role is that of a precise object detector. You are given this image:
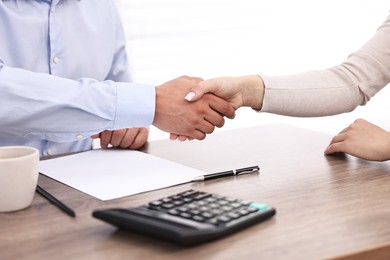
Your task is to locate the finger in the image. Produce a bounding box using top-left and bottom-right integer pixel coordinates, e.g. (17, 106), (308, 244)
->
(99, 130), (113, 149)
(195, 120), (215, 135)
(204, 94), (236, 120)
(324, 142), (346, 155)
(188, 76), (204, 84)
(189, 129), (207, 140)
(204, 112), (225, 128)
(117, 129), (137, 148)
(180, 75), (204, 83)
(110, 129), (127, 147)
(128, 128), (148, 149)
(170, 133), (179, 140)
(329, 132), (347, 146)
(170, 133), (193, 141)
(178, 136), (187, 141)
(325, 132), (347, 155)
(91, 133), (100, 139)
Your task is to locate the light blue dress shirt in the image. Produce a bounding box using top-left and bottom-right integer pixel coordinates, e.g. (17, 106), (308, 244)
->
(0, 0), (155, 156)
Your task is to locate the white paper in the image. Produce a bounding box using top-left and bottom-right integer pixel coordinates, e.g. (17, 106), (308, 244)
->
(39, 149), (206, 201)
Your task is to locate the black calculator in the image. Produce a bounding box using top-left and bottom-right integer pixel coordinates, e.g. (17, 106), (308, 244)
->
(92, 190), (276, 246)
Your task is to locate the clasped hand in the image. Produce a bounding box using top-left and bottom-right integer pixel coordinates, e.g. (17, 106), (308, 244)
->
(153, 76), (236, 141)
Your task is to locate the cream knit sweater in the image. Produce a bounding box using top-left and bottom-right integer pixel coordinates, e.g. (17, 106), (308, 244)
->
(261, 13), (390, 117)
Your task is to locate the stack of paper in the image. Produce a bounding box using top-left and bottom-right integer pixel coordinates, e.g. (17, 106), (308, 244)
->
(39, 149), (206, 201)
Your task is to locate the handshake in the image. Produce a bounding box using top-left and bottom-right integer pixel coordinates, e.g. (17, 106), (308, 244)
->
(153, 75), (264, 141)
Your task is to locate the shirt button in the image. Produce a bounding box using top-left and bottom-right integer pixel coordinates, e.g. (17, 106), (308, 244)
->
(47, 149), (53, 156)
(76, 134), (84, 139)
(53, 57), (59, 64)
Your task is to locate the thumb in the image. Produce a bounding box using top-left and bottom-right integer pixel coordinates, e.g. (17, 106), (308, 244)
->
(184, 80), (217, 102)
(91, 134), (100, 139)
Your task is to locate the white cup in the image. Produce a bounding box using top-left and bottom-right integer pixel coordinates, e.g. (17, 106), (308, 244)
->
(0, 146), (39, 212)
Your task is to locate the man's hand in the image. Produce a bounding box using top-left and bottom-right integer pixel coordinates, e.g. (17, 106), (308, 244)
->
(325, 119), (390, 161)
(91, 127), (148, 149)
(153, 75), (235, 140)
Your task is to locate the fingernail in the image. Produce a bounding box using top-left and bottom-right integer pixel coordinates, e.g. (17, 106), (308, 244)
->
(184, 92), (195, 101)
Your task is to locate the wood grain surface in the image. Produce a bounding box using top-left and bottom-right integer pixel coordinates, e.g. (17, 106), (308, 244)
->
(1, 124), (390, 260)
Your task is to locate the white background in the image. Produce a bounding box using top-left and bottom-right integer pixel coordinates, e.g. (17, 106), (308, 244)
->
(115, 0), (390, 140)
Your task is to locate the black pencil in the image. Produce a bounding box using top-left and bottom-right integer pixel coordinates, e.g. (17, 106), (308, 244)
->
(36, 185), (76, 217)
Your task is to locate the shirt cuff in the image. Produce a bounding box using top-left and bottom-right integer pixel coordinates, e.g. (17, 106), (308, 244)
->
(114, 82), (156, 129)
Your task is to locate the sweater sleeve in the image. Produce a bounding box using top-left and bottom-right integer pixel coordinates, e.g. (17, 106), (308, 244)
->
(260, 13), (390, 117)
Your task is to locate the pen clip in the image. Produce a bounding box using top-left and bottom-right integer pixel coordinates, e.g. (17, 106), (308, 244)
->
(235, 166), (260, 175)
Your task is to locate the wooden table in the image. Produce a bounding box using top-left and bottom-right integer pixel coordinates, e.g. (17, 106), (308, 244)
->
(2, 124), (390, 260)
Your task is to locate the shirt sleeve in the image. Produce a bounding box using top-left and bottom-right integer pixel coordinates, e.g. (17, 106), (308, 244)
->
(260, 13), (390, 117)
(0, 62), (155, 143)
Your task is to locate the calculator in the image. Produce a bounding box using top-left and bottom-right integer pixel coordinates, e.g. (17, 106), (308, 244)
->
(92, 190), (276, 246)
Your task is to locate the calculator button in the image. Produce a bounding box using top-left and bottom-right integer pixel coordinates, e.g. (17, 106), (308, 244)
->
(209, 203), (219, 209)
(221, 206), (232, 212)
(225, 197), (238, 202)
(247, 207), (258, 213)
(199, 206), (210, 212)
(161, 203), (175, 209)
(187, 203), (198, 209)
(248, 202), (269, 211)
(217, 200), (229, 206)
(173, 200), (184, 206)
(227, 212), (240, 219)
(190, 209), (201, 215)
(183, 198), (193, 203)
(210, 209), (223, 215)
(238, 209), (250, 216)
(167, 209), (180, 216)
(194, 192), (211, 200)
(196, 201), (207, 206)
(231, 202), (243, 208)
(192, 215), (205, 222)
(149, 201), (162, 208)
(162, 198), (173, 203)
(178, 190), (198, 197)
(217, 216), (231, 223)
(179, 212), (192, 219)
(205, 197), (217, 203)
(201, 212), (214, 219)
(207, 218), (218, 225)
(177, 206), (189, 212)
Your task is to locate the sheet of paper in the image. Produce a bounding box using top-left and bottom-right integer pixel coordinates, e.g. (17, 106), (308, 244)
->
(39, 149), (206, 201)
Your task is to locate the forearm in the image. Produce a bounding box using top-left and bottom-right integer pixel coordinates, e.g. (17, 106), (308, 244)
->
(0, 64), (155, 142)
(260, 68), (365, 116)
(259, 14), (390, 117)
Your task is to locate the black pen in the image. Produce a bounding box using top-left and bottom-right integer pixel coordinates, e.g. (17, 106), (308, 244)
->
(36, 184), (76, 217)
(192, 165), (260, 182)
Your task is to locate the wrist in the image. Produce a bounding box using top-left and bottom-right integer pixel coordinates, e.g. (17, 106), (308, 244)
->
(152, 86), (163, 126)
(240, 75), (265, 110)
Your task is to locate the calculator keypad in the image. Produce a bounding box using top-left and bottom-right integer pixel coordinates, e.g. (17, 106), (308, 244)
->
(93, 189), (275, 245)
(148, 190), (269, 226)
